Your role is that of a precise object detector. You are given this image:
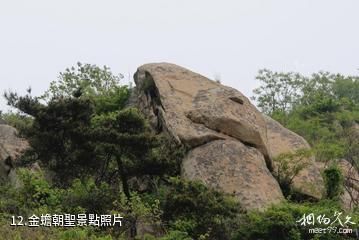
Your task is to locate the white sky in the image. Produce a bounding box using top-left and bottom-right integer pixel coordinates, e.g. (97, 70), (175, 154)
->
(1, 0), (359, 111)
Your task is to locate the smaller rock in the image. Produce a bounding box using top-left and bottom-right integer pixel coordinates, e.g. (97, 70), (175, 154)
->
(315, 160), (358, 210)
(136, 217), (164, 238)
(182, 139), (284, 210)
(30, 162), (42, 173)
(128, 175), (152, 193)
(338, 159), (359, 210)
(264, 115), (324, 199)
(352, 122), (359, 137)
(0, 125), (29, 183)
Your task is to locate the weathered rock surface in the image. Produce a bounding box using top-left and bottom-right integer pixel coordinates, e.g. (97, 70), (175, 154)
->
(134, 63), (272, 169)
(182, 140), (284, 210)
(134, 63), (285, 210)
(315, 159), (359, 210)
(0, 124), (28, 182)
(353, 122), (359, 137)
(134, 62), (331, 210)
(135, 217), (164, 239)
(264, 116), (325, 199)
(338, 159), (359, 210)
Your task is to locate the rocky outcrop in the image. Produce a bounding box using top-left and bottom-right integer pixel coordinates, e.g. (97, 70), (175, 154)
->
(353, 122), (359, 135)
(135, 217), (164, 239)
(182, 140), (283, 210)
(0, 124), (28, 183)
(134, 63), (272, 168)
(134, 63), (284, 210)
(338, 160), (358, 210)
(264, 116), (325, 199)
(133, 62), (330, 210)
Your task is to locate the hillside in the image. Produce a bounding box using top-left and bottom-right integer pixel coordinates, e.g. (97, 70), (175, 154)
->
(0, 63), (358, 240)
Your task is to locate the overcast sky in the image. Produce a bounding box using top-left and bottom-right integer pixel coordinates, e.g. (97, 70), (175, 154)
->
(1, 0), (358, 111)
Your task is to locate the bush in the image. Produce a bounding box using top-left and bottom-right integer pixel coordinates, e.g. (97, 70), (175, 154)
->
(142, 231), (191, 240)
(323, 166), (344, 200)
(159, 230), (192, 240)
(62, 178), (118, 214)
(0, 111), (33, 134)
(157, 177), (242, 240)
(0, 225), (115, 240)
(273, 149), (312, 198)
(0, 168), (63, 216)
(233, 201), (358, 240)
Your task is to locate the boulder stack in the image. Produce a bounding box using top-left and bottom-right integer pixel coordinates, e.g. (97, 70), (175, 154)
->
(133, 63), (327, 210)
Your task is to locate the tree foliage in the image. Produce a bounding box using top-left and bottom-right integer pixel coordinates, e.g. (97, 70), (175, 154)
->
(42, 62), (130, 114)
(323, 166), (344, 200)
(273, 149), (312, 198)
(5, 92), (98, 184)
(253, 69), (359, 209)
(233, 200), (357, 240)
(158, 177), (242, 240)
(251, 69), (304, 114)
(43, 62), (124, 99)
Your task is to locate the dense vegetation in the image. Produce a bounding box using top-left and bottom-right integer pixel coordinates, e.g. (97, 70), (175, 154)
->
(0, 64), (358, 239)
(252, 69), (359, 166)
(252, 69), (358, 204)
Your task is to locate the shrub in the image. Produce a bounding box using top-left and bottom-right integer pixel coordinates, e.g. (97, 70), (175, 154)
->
(158, 177), (242, 240)
(0, 111), (33, 134)
(233, 201), (358, 240)
(323, 166), (344, 200)
(62, 178), (117, 214)
(13, 168), (63, 215)
(273, 149), (312, 198)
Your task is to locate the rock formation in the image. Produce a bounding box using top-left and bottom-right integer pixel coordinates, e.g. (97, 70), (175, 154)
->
(264, 115), (324, 199)
(338, 159), (359, 210)
(133, 63), (341, 209)
(134, 63), (309, 210)
(0, 124), (28, 183)
(182, 139), (283, 209)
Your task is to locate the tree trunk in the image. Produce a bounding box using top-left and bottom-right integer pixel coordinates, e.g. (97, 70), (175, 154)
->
(116, 157), (136, 238)
(116, 158), (131, 199)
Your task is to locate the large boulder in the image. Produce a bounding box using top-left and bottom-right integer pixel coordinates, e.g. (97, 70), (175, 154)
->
(134, 63), (285, 210)
(0, 124), (28, 183)
(182, 140), (284, 210)
(134, 63), (272, 169)
(264, 115), (324, 199)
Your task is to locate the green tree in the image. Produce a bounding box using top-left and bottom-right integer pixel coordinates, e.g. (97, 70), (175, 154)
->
(5, 91), (98, 184)
(91, 108), (173, 199)
(0, 111), (33, 135)
(253, 70), (359, 167)
(251, 69), (304, 114)
(42, 62), (130, 114)
(43, 62), (124, 99)
(158, 177), (241, 240)
(333, 75), (359, 104)
(3, 63), (133, 185)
